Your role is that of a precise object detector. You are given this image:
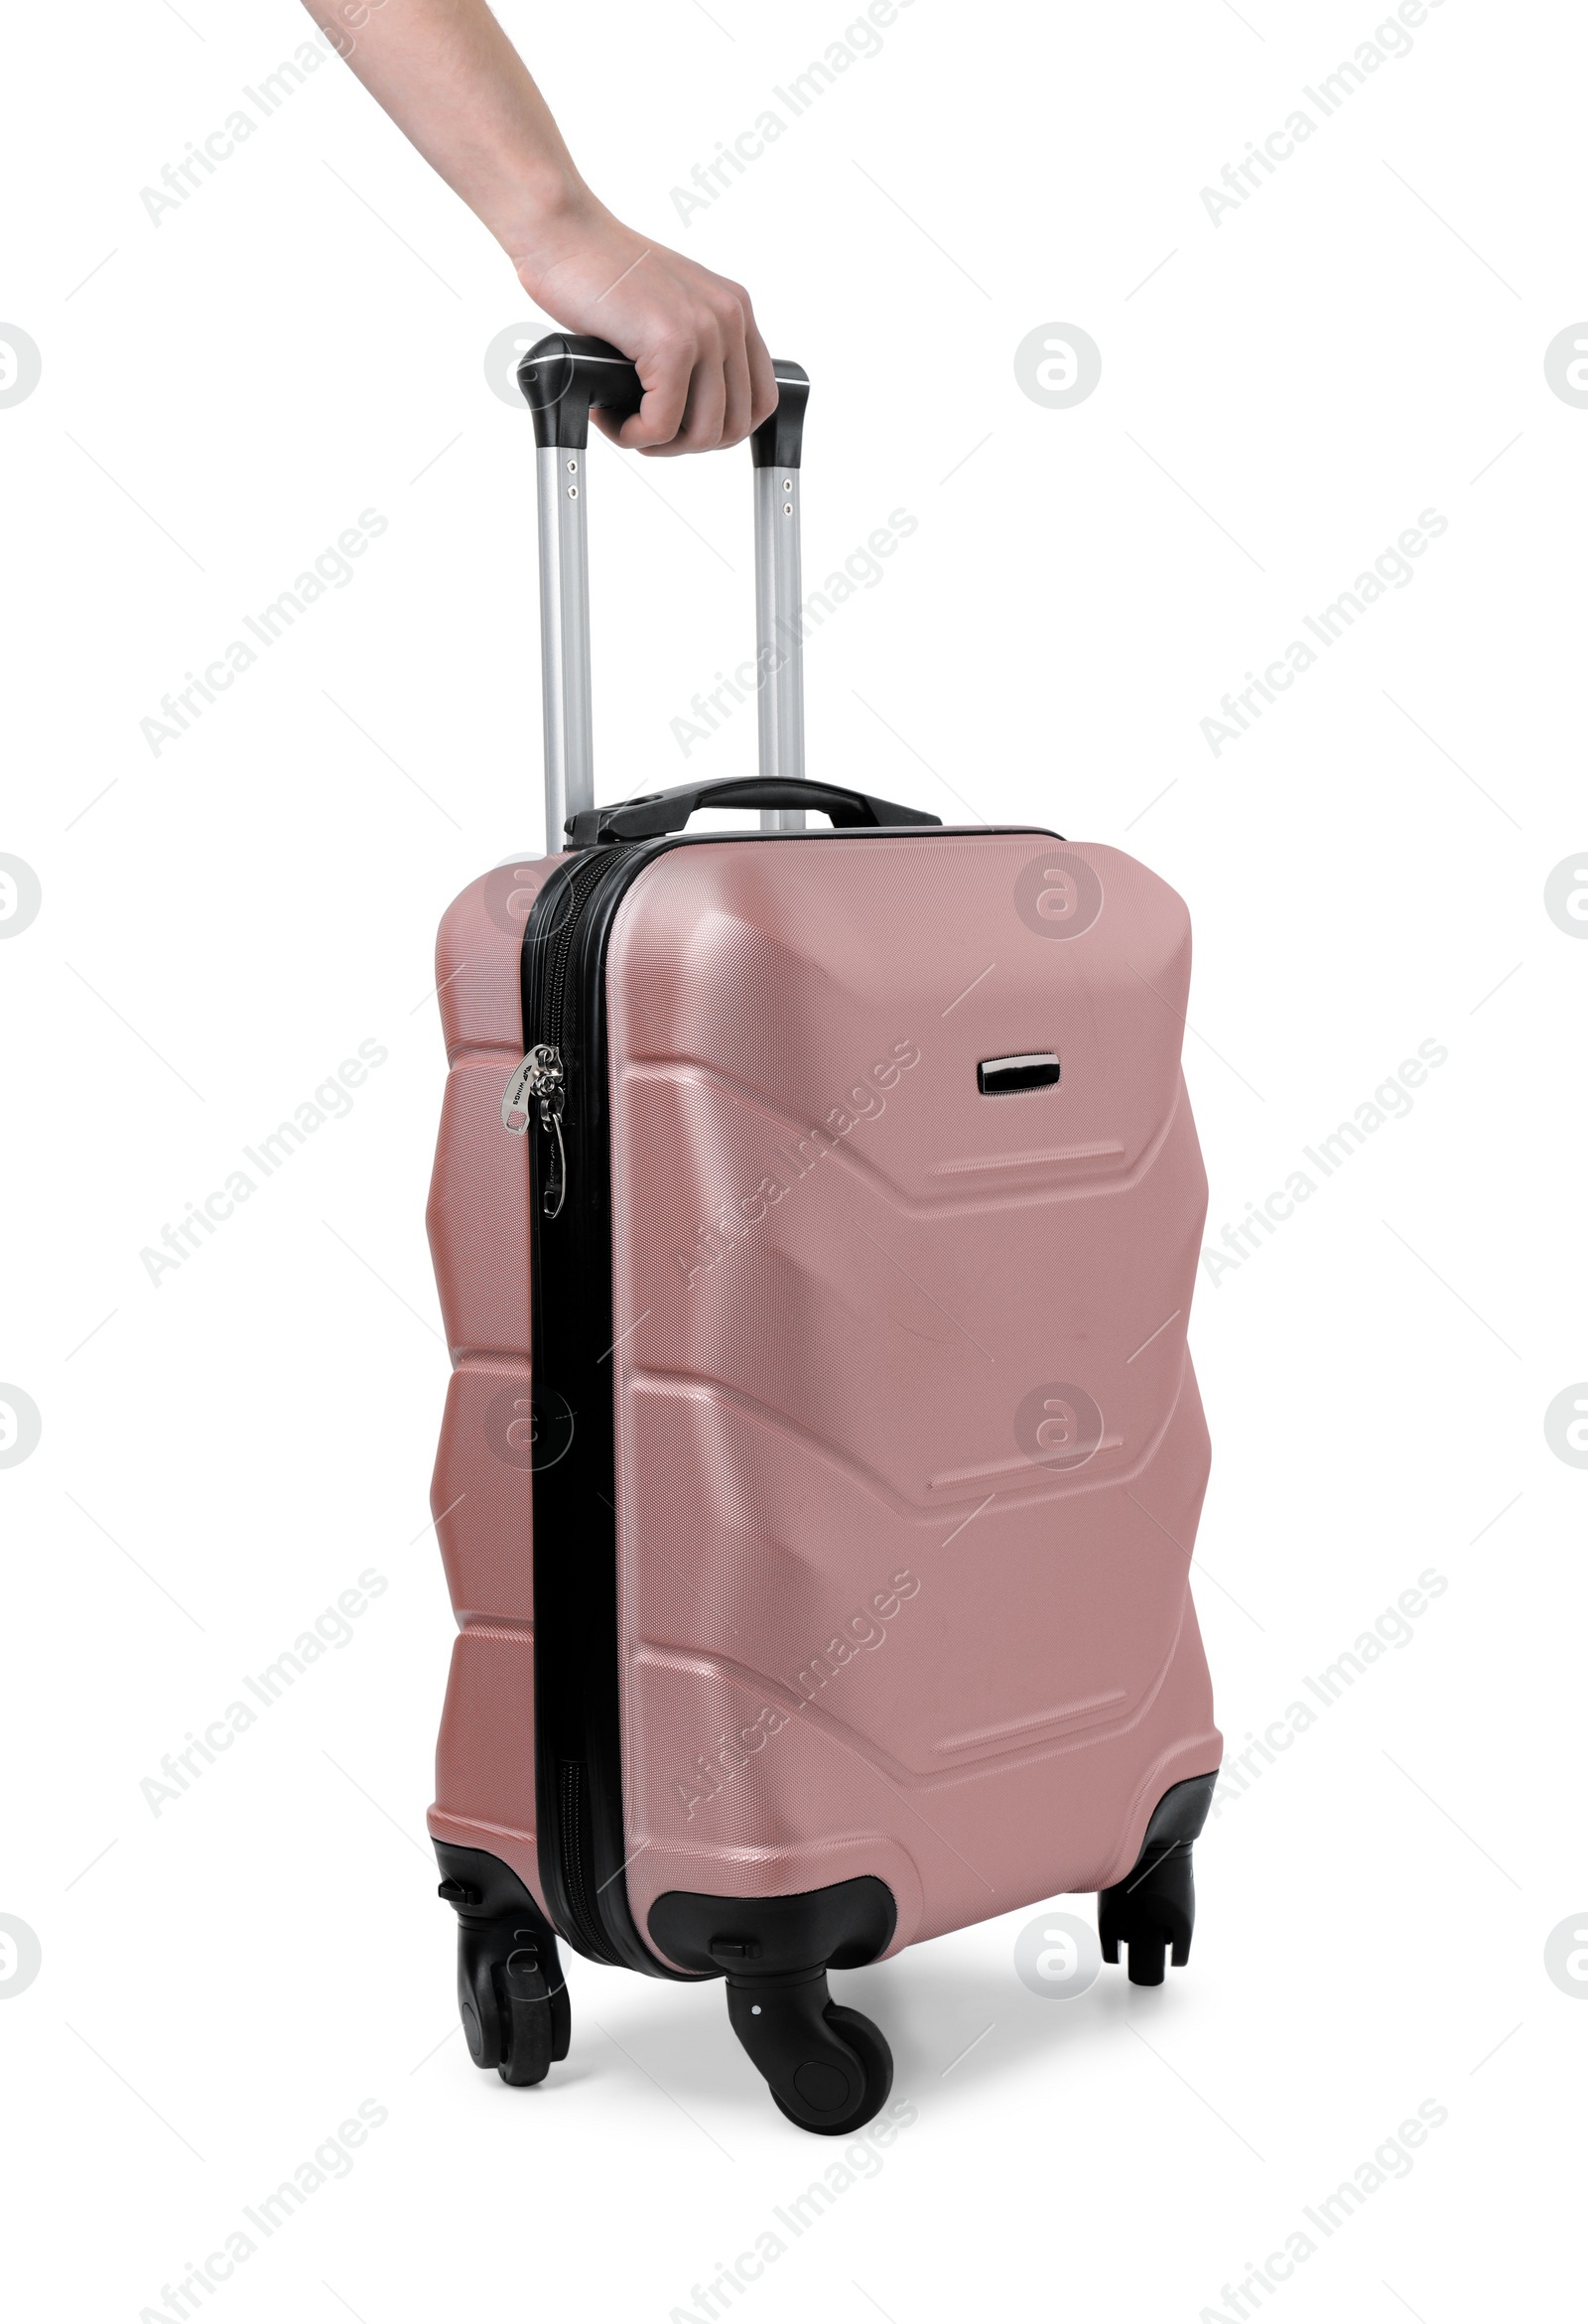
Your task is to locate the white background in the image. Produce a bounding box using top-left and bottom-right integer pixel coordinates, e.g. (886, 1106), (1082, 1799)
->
(2, 0), (1580, 2316)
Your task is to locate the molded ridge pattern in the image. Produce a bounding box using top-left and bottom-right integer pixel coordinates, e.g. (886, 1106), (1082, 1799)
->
(601, 835), (1221, 1964)
(425, 855), (564, 1915)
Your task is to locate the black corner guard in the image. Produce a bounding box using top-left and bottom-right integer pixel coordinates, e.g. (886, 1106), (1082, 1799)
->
(1098, 1770), (1218, 1988)
(649, 1879), (897, 2135)
(566, 776), (941, 848)
(648, 1875), (896, 1976)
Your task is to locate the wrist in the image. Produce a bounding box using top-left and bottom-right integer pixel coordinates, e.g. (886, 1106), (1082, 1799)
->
(496, 173), (604, 294)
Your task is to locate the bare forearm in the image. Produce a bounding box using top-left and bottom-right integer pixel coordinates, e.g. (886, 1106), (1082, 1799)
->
(302, 0), (594, 263)
(304, 0), (775, 454)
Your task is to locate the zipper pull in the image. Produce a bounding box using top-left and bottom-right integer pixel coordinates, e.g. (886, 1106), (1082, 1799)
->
(501, 1044), (567, 1219)
(501, 1050), (542, 1135)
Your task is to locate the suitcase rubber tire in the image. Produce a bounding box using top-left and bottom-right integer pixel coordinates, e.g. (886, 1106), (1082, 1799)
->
(769, 2002), (893, 2136)
(494, 1950), (558, 2087)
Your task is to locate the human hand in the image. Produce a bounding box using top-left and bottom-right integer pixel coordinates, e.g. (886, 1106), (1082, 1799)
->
(515, 197), (777, 456)
(300, 0), (777, 456)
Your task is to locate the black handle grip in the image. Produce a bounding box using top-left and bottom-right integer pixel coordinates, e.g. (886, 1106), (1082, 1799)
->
(751, 362), (809, 471)
(518, 335), (643, 452)
(518, 337), (811, 462)
(565, 777), (941, 848)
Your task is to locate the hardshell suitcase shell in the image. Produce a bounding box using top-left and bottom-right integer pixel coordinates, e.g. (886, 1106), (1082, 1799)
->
(426, 339), (1221, 2129)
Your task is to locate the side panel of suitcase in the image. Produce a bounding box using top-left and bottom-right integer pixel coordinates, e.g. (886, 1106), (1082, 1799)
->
(426, 856), (562, 1912)
(602, 832), (1221, 1963)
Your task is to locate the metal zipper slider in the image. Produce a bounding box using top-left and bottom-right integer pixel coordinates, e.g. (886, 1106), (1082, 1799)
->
(501, 1044), (567, 1218)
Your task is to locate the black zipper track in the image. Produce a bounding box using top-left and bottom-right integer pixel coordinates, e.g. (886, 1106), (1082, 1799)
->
(557, 1761), (601, 1956)
(520, 823), (1049, 1977)
(532, 850), (616, 1056)
(523, 845), (637, 1970)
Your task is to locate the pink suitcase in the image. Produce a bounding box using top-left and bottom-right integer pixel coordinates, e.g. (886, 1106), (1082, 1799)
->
(426, 338), (1221, 2131)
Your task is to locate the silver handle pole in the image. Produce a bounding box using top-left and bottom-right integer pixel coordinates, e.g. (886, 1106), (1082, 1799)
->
(755, 464), (805, 829)
(536, 443), (594, 851)
(523, 338), (806, 848)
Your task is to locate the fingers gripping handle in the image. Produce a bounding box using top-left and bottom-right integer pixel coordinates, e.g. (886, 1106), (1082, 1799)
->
(517, 336), (810, 845)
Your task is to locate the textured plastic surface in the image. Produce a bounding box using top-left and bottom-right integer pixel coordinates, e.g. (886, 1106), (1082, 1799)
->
(425, 831), (1220, 1963)
(425, 855), (562, 1910)
(603, 837), (1219, 1963)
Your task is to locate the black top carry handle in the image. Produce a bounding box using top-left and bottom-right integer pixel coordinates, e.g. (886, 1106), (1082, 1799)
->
(518, 334), (810, 465)
(566, 778), (941, 848)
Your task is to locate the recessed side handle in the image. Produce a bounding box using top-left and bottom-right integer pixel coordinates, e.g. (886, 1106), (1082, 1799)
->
(978, 1053), (1061, 1096)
